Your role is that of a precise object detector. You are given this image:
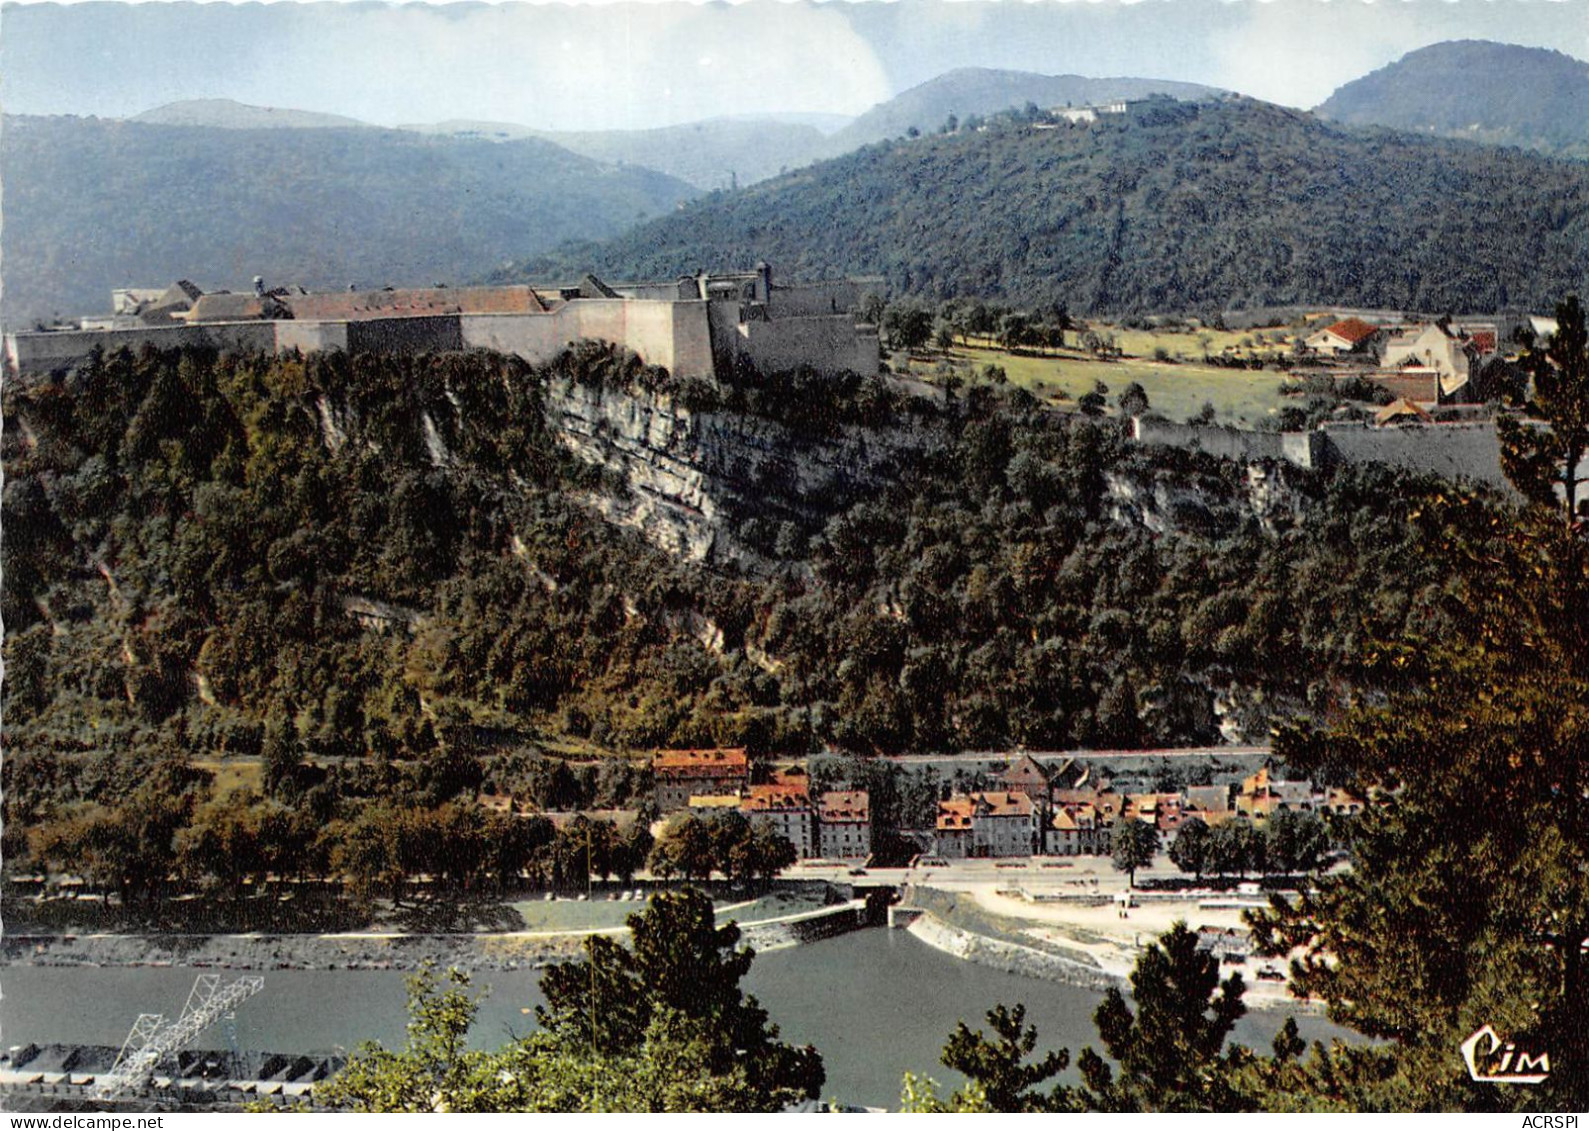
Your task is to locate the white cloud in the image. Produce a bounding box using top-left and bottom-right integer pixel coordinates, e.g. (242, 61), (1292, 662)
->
(267, 2), (892, 131)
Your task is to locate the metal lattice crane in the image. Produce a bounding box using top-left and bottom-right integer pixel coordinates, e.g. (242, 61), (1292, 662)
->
(94, 974), (265, 1100)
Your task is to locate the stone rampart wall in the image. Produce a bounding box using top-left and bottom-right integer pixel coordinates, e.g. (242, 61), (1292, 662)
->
(1132, 418), (1306, 465)
(459, 311), (575, 361)
(1317, 421), (1513, 490)
(9, 301), (868, 384)
(1133, 417), (1517, 493)
(737, 314), (879, 376)
(275, 320), (349, 354)
(6, 322), (277, 373)
(768, 280), (862, 318)
(346, 314), (463, 355)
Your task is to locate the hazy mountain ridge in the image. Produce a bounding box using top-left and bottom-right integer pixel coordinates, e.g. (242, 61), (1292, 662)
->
(825, 67), (1225, 151)
(0, 115), (696, 324)
(130, 98), (371, 130)
(1316, 40), (1589, 158)
(505, 97), (1589, 314)
(404, 117), (834, 191)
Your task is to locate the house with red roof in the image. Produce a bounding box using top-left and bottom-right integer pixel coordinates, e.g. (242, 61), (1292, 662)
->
(1306, 317), (1379, 355)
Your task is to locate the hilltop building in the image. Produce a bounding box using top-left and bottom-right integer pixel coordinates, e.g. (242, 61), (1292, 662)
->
(5, 263), (880, 382)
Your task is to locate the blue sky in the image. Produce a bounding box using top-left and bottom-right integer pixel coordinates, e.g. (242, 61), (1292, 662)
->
(2, 0), (1586, 131)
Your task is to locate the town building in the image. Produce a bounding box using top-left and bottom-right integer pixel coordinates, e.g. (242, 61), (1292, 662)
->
(5, 263), (881, 382)
(1125, 792), (1187, 834)
(995, 753), (1057, 802)
(653, 748), (750, 812)
(742, 784), (817, 859)
(817, 790), (873, 860)
(1377, 321), (1497, 404)
(934, 791), (1039, 858)
(1234, 765), (1318, 822)
(1182, 784), (1235, 826)
(1045, 804), (1107, 856)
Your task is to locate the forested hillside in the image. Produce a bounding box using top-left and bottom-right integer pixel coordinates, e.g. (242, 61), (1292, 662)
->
(1317, 40), (1589, 159)
(0, 116), (697, 324)
(2, 343), (1508, 860)
(510, 97), (1589, 314)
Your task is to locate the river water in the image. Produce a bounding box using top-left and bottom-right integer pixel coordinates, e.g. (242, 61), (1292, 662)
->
(0, 929), (1350, 1109)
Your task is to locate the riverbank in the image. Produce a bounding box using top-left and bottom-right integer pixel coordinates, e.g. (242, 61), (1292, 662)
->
(905, 911), (1121, 993)
(0, 893), (873, 973)
(901, 883), (1325, 1014)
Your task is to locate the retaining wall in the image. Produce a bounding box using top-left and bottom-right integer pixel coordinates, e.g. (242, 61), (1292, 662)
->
(905, 912), (1119, 992)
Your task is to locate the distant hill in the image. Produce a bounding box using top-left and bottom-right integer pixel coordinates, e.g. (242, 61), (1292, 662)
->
(824, 67), (1223, 151)
(0, 116), (697, 324)
(1316, 41), (1589, 158)
(132, 98), (372, 130)
(405, 117), (833, 190)
(505, 97), (1589, 315)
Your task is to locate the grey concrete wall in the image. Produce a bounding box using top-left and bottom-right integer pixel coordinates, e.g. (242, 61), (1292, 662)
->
(1317, 421), (1512, 490)
(737, 314), (878, 376)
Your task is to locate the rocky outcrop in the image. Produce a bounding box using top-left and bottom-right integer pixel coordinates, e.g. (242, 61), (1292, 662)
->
(542, 378), (935, 567)
(1104, 461), (1308, 540)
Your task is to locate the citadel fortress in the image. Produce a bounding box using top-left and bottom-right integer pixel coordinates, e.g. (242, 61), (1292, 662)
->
(3, 263), (880, 380)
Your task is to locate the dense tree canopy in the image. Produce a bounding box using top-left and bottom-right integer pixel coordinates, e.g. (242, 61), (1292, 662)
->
(1247, 301), (1589, 1110)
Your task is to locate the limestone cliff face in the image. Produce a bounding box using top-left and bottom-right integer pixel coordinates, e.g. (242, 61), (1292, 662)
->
(542, 378), (934, 567)
(1103, 461), (1309, 539)
(1105, 461), (1314, 744)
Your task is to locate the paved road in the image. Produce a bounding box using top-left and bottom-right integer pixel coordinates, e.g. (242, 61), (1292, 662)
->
(786, 855), (1190, 891)
(820, 746), (1272, 767)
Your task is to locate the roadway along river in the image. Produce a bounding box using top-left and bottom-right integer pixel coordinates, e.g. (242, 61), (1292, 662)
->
(0, 929), (1352, 1110)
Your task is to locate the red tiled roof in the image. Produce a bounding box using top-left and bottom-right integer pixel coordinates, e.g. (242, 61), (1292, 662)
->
(1325, 317), (1379, 345)
(285, 285), (548, 321)
(742, 784), (811, 812)
(964, 791), (1034, 817)
(936, 798), (974, 830)
(653, 748), (749, 779)
(820, 790), (870, 822)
